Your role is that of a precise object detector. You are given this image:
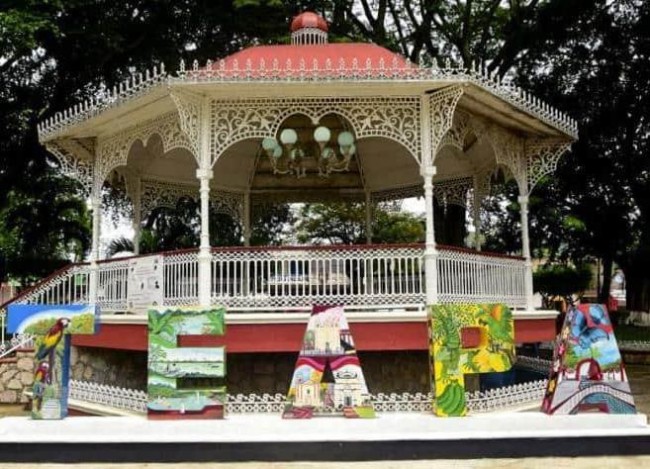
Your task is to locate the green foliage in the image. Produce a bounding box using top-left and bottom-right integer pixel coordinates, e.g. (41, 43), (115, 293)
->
(147, 310), (176, 342)
(296, 202), (424, 245)
(22, 312), (95, 335)
(205, 309), (225, 335)
(534, 264), (593, 307)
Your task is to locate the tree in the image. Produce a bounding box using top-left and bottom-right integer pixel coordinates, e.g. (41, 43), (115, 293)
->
(0, 173), (90, 283)
(296, 202), (424, 245)
(510, 0), (650, 310)
(0, 0), (299, 280)
(105, 198), (294, 256)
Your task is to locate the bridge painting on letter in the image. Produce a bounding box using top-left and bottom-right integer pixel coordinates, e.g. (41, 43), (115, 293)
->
(542, 304), (636, 415)
(7, 304), (99, 420)
(429, 304), (516, 417)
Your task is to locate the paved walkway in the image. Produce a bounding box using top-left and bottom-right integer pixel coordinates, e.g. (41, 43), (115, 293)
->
(4, 459), (650, 468)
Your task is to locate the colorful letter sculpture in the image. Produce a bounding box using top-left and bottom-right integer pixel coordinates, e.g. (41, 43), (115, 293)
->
(283, 305), (375, 419)
(429, 304), (515, 417)
(147, 306), (226, 419)
(542, 304), (636, 415)
(7, 304), (99, 419)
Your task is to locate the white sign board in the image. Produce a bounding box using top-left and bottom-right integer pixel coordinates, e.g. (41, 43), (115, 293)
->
(127, 255), (164, 313)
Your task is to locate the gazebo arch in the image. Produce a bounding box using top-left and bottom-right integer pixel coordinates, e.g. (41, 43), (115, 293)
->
(208, 96), (423, 167)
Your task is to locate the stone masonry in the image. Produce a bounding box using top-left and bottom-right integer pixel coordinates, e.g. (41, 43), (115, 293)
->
(70, 347), (433, 395)
(0, 349), (36, 404)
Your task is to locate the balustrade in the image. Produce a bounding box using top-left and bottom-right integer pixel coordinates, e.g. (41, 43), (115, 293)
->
(0, 244), (528, 318)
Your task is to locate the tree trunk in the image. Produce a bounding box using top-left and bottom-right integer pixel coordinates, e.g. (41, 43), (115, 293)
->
(598, 254), (613, 303)
(625, 259), (650, 313)
(433, 199), (467, 246)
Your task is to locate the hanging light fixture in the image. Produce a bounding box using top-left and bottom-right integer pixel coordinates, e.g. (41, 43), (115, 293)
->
(313, 126), (356, 176)
(262, 125), (356, 178)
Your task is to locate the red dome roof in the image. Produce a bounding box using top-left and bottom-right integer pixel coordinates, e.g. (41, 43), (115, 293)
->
(291, 12), (328, 32)
(205, 43), (419, 79)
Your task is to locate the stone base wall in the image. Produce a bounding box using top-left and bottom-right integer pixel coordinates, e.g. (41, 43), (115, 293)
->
(71, 347), (147, 390)
(0, 350), (36, 404)
(71, 347), (434, 394)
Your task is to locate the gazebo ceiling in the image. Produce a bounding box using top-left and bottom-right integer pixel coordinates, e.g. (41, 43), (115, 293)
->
(124, 128), (495, 197)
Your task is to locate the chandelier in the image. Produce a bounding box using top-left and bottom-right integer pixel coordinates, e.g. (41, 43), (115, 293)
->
(261, 126), (357, 178)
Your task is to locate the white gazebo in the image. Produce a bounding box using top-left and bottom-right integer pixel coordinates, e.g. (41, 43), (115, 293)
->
(11, 12), (576, 320)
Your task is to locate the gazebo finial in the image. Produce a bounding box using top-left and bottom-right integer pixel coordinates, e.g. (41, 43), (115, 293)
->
(290, 11), (328, 45)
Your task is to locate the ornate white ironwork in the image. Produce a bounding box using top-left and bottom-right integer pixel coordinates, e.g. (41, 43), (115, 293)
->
(63, 380), (547, 415)
(169, 90), (203, 160)
(210, 245), (426, 310)
(209, 97), (421, 165)
(437, 247), (528, 308)
(432, 176), (473, 209)
(463, 379), (547, 413)
(429, 85), (464, 162)
(485, 127), (572, 196)
(525, 138), (572, 193)
(163, 250), (199, 306)
(516, 355), (552, 375)
(618, 340), (650, 352)
(69, 380), (149, 413)
(227, 393), (286, 414)
(0, 245), (528, 314)
(0, 334), (35, 359)
(140, 179), (198, 217)
(94, 112), (195, 192)
(440, 110), (490, 153)
(38, 60), (578, 147)
(140, 179), (243, 221)
(45, 139), (95, 198)
(5, 264), (90, 308)
(97, 260), (130, 311)
(38, 64), (168, 140)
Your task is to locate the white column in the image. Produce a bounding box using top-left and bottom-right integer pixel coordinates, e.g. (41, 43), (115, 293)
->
(420, 93), (439, 305)
(422, 166), (438, 304)
(518, 194), (535, 311)
(88, 194), (102, 304)
(472, 175), (482, 251)
(243, 191), (251, 247)
(197, 168), (213, 307)
(365, 191), (373, 245)
(132, 177), (142, 255)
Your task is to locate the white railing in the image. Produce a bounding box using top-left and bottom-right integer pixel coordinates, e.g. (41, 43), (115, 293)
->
(0, 244), (528, 316)
(437, 247), (527, 309)
(0, 333), (35, 359)
(163, 250), (199, 306)
(69, 380), (149, 413)
(63, 379), (547, 415)
(210, 244), (425, 311)
(14, 264), (90, 307)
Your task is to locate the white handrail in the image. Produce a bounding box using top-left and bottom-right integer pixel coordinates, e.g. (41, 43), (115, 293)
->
(0, 334), (35, 359)
(0, 245), (528, 315)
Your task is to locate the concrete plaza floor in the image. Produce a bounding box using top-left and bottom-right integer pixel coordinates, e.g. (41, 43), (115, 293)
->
(4, 458), (650, 468)
(2, 364), (650, 466)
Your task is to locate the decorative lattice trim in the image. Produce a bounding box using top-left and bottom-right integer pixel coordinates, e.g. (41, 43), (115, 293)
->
(209, 96), (421, 165)
(38, 60), (578, 144)
(64, 379), (547, 415)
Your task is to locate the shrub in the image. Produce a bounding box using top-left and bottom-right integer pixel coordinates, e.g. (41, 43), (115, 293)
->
(534, 264), (593, 309)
